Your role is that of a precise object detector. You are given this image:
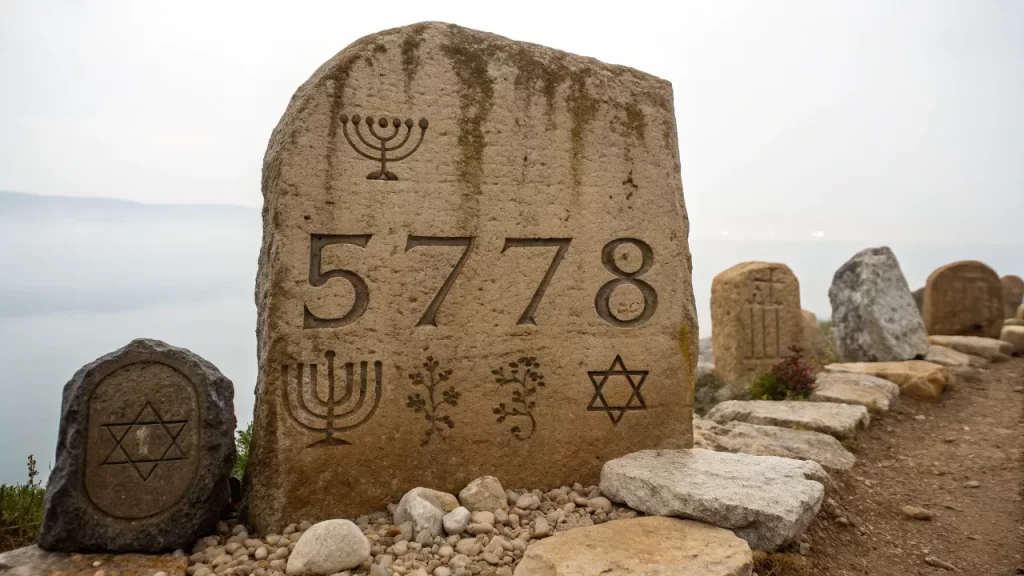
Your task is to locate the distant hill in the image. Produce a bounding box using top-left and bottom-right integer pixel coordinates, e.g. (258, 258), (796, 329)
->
(0, 190), (259, 221)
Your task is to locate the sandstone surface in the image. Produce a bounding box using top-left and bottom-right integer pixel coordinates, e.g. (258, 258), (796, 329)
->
(1001, 275), (1024, 319)
(810, 372), (899, 413)
(247, 22), (699, 529)
(711, 262), (807, 395)
(922, 260), (1004, 338)
(705, 400), (869, 440)
(693, 417), (855, 473)
(600, 449), (826, 551)
(801, 310), (832, 364)
(38, 339), (235, 553)
(824, 360), (954, 402)
(828, 246), (929, 362)
(513, 516), (753, 576)
(924, 344), (986, 382)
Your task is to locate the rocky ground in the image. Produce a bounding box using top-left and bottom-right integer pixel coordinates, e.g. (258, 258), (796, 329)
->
(791, 357), (1024, 575)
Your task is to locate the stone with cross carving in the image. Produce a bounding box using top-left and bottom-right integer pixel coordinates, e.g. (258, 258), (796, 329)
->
(248, 22), (698, 531)
(710, 262), (808, 395)
(38, 339), (235, 552)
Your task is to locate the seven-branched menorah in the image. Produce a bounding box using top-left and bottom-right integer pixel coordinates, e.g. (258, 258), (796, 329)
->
(339, 114), (428, 180)
(282, 351), (382, 447)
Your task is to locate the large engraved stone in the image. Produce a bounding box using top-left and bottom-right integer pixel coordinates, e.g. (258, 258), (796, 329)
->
(248, 22), (698, 530)
(828, 246), (929, 362)
(1002, 275), (1024, 319)
(710, 262), (807, 394)
(38, 339), (235, 552)
(922, 260), (1004, 338)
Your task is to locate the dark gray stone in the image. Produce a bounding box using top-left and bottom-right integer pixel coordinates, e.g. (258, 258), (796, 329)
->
(829, 246), (929, 362)
(39, 338), (235, 553)
(912, 287), (924, 313)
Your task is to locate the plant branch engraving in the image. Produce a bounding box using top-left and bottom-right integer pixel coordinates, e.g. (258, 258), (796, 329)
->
(406, 356), (460, 446)
(492, 356), (545, 440)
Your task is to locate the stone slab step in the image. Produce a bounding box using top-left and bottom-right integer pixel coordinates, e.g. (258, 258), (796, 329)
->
(514, 516), (753, 576)
(824, 360), (953, 402)
(694, 417), (855, 473)
(705, 400), (869, 440)
(927, 335), (1013, 361)
(600, 449), (826, 551)
(810, 372), (899, 412)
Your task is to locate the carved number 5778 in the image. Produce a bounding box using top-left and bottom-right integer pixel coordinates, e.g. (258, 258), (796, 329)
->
(303, 235), (655, 329)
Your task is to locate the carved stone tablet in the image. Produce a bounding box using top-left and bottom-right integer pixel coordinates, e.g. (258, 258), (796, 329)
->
(248, 22), (697, 530)
(1001, 275), (1024, 319)
(710, 262), (807, 395)
(39, 339), (235, 552)
(922, 261), (1004, 338)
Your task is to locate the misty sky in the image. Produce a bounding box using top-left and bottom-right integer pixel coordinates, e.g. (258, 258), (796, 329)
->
(1, 1), (1022, 241)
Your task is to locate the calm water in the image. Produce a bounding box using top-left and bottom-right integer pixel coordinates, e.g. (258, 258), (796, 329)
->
(1, 204), (1020, 484)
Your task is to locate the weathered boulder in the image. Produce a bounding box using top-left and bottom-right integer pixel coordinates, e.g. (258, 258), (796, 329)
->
(1019, 304), (1024, 321)
(705, 400), (869, 441)
(810, 372), (898, 413)
(824, 360), (954, 402)
(0, 546), (187, 576)
(394, 487), (448, 538)
(1002, 275), (1024, 319)
(513, 516), (753, 576)
(828, 247), (929, 362)
(38, 339), (235, 553)
(922, 260), (1004, 338)
(927, 335), (1013, 361)
(600, 449), (826, 551)
(693, 418), (855, 473)
(711, 262), (807, 395)
(285, 519), (370, 576)
(1000, 325), (1024, 354)
(247, 21), (699, 529)
(801, 310), (832, 364)
(458, 476), (506, 512)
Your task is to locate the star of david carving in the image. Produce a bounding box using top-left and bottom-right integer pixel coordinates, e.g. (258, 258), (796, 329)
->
(587, 355), (649, 425)
(100, 401), (188, 481)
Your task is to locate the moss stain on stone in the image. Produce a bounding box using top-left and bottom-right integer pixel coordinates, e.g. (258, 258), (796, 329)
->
(400, 24), (429, 98)
(509, 48), (567, 127)
(321, 55), (359, 192)
(566, 70), (599, 194)
(440, 29), (496, 224)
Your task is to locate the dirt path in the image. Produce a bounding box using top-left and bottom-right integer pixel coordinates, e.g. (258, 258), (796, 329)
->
(799, 358), (1024, 575)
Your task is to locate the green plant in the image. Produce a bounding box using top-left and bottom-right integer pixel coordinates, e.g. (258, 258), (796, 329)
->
(750, 346), (816, 401)
(232, 421), (254, 480)
(0, 455), (46, 552)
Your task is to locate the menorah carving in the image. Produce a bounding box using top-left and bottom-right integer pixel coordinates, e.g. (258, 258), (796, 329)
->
(339, 114), (429, 180)
(281, 351), (382, 448)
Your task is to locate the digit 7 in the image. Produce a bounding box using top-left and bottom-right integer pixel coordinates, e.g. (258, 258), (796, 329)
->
(405, 236), (476, 327)
(501, 238), (572, 325)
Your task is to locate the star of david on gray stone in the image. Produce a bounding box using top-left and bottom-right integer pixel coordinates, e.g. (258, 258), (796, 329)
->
(101, 401), (188, 481)
(587, 355), (649, 425)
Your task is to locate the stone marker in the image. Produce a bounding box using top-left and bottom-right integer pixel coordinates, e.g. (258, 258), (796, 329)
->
(828, 246), (929, 362)
(513, 516), (754, 576)
(601, 449), (826, 551)
(1019, 304), (1024, 321)
(810, 372), (899, 413)
(0, 545), (188, 576)
(927, 335), (1013, 361)
(711, 262), (807, 395)
(247, 22), (698, 530)
(801, 310), (832, 365)
(922, 260), (1004, 338)
(705, 400), (869, 441)
(824, 360), (953, 402)
(693, 417), (855, 473)
(38, 339), (235, 553)
(1000, 325), (1024, 354)
(1002, 275), (1024, 319)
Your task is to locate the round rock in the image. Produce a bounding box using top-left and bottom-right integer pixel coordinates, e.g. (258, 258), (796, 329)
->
(285, 519), (370, 576)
